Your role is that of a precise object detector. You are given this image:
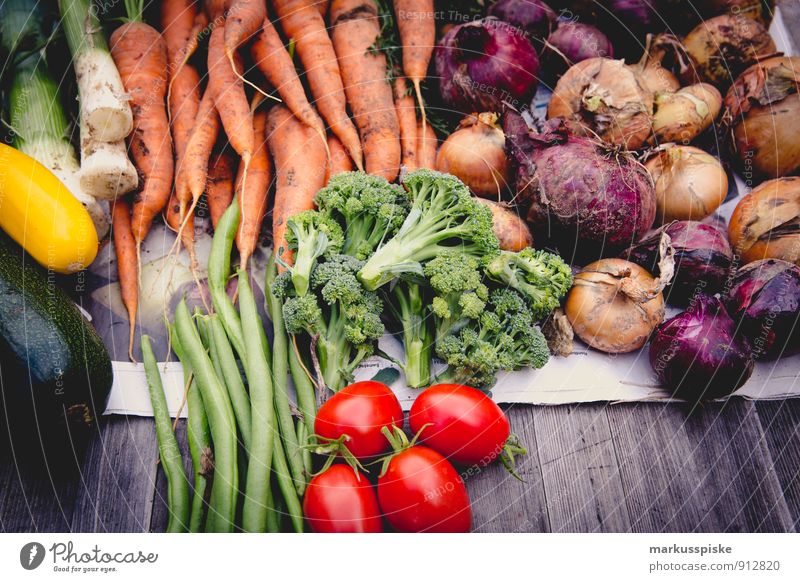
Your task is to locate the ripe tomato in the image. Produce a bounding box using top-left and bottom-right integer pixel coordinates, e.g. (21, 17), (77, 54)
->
(377, 445), (471, 533)
(315, 380), (403, 459)
(303, 465), (383, 533)
(409, 383), (510, 466)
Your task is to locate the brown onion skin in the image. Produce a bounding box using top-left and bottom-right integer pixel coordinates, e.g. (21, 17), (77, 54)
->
(682, 14), (776, 90)
(566, 258), (665, 354)
(724, 56), (800, 180)
(728, 177), (800, 266)
(649, 84), (722, 146)
(724, 259), (800, 359)
(475, 198), (534, 251)
(696, 0), (774, 27)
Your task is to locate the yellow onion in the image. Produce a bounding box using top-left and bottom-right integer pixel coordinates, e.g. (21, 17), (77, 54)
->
(724, 56), (800, 180)
(645, 145), (728, 223)
(436, 112), (509, 198)
(475, 198), (533, 251)
(682, 14), (776, 90)
(728, 177), (800, 265)
(650, 84), (722, 145)
(628, 34), (681, 95)
(547, 57), (653, 150)
(565, 258), (665, 354)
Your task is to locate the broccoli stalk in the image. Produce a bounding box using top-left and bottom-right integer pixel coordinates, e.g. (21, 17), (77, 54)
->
(485, 248), (573, 321)
(357, 169), (500, 291)
(383, 281), (434, 388)
(285, 210), (344, 297)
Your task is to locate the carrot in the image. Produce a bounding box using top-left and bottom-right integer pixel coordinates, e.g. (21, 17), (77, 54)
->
(164, 190), (195, 256)
(417, 118), (437, 169)
(110, 17), (173, 244)
(393, 0), (436, 126)
(324, 134), (354, 184)
(331, 0), (400, 181)
(205, 0), (230, 20)
(273, 0), (363, 170)
(207, 150), (237, 229)
(250, 18), (326, 144)
(112, 198), (139, 362)
(316, 1), (330, 17)
(236, 109), (272, 270)
(266, 104), (327, 267)
(225, 0), (266, 60)
(394, 76), (417, 173)
(161, 0), (196, 60)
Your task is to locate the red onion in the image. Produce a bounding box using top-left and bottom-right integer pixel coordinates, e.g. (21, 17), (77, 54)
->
(543, 21), (613, 79)
(487, 0), (556, 44)
(649, 295), (754, 400)
(725, 259), (800, 359)
(624, 221), (733, 306)
(505, 113), (655, 260)
(435, 17), (540, 113)
(599, 0), (662, 58)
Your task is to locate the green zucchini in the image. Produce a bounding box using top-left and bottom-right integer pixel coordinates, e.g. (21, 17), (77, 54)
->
(0, 234), (112, 446)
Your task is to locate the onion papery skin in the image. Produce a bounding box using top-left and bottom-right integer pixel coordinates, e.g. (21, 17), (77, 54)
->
(649, 295), (754, 400)
(725, 258), (800, 359)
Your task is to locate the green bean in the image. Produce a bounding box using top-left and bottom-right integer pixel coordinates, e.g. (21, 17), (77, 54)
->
(271, 427), (304, 533)
(289, 338), (317, 440)
(238, 269), (276, 532)
(265, 257), (306, 495)
(208, 197), (245, 358)
(141, 335), (190, 533)
(209, 314), (252, 451)
(174, 300), (238, 533)
(169, 325), (211, 534)
(296, 421), (313, 477)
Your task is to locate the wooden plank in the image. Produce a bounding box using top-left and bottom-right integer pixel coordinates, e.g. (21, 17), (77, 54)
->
(755, 400), (800, 530)
(149, 419), (193, 532)
(464, 406), (550, 532)
(535, 405), (631, 532)
(71, 417), (158, 532)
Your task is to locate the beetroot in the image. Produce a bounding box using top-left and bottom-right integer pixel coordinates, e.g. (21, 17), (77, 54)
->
(504, 112), (655, 261)
(725, 259), (800, 359)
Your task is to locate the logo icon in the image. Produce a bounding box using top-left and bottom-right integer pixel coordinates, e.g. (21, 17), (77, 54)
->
(20, 542), (46, 570)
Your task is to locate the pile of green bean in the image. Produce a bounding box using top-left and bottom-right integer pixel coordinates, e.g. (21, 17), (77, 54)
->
(141, 200), (317, 533)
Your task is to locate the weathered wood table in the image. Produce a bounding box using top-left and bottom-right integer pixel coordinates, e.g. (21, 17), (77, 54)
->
(2, 2), (800, 534)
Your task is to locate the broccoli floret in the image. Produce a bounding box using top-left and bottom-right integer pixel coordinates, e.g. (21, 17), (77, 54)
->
(285, 210), (345, 296)
(356, 169), (500, 291)
(314, 172), (410, 260)
(485, 248), (573, 321)
(382, 280), (435, 388)
(435, 288), (550, 389)
(423, 251), (489, 342)
(294, 254), (385, 391)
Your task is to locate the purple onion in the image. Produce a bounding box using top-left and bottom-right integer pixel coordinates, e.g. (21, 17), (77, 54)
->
(543, 21), (613, 78)
(504, 113), (655, 260)
(487, 0), (557, 43)
(435, 17), (540, 113)
(724, 259), (800, 360)
(649, 295), (754, 400)
(624, 221), (733, 306)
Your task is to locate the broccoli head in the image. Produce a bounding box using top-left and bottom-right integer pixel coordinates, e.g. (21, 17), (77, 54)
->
(285, 210), (345, 297)
(435, 288), (550, 389)
(314, 172), (410, 260)
(485, 248), (573, 321)
(357, 169), (500, 291)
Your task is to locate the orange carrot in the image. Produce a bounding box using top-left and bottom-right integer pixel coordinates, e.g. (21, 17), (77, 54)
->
(331, 0), (400, 181)
(110, 21), (174, 244)
(208, 24), (254, 164)
(324, 134), (354, 184)
(393, 1), (436, 122)
(273, 0), (363, 170)
(236, 109), (272, 270)
(112, 198), (139, 362)
(225, 0), (266, 60)
(394, 76), (417, 173)
(161, 0), (196, 60)
(316, 0), (330, 17)
(417, 119), (437, 169)
(266, 104), (327, 267)
(207, 150), (237, 229)
(250, 18), (326, 143)
(164, 190), (195, 256)
(176, 88), (221, 219)
(205, 0), (230, 20)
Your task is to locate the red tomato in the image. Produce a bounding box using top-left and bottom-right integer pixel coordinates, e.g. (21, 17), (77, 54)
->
(409, 383), (510, 466)
(377, 445), (471, 533)
(303, 465), (383, 533)
(315, 380), (403, 459)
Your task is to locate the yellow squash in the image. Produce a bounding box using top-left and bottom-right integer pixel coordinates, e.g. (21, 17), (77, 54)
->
(0, 143), (98, 273)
